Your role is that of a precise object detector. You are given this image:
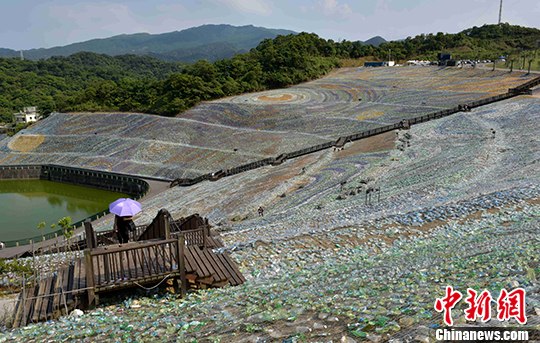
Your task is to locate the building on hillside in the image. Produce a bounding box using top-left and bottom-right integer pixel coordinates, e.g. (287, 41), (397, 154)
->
(364, 61), (395, 67)
(14, 106), (41, 124)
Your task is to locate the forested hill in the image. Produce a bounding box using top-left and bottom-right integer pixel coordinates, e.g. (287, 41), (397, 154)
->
(379, 23), (540, 60)
(0, 33), (341, 122)
(0, 24), (538, 124)
(0, 24), (295, 63)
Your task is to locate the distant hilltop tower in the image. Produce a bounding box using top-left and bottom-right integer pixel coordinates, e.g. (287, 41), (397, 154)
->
(498, 0), (503, 24)
(20, 50), (24, 61)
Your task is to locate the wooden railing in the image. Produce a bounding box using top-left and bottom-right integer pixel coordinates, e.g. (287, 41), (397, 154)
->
(173, 228), (207, 247)
(84, 237), (186, 306)
(136, 209), (171, 241)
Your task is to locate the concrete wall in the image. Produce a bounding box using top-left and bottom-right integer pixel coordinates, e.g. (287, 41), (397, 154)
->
(0, 165), (42, 179)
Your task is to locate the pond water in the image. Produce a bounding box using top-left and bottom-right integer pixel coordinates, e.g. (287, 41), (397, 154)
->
(0, 179), (127, 243)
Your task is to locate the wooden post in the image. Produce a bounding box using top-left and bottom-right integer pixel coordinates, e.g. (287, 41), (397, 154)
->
(84, 220), (96, 249)
(162, 209), (171, 239)
(176, 235), (187, 297)
(84, 249), (97, 308)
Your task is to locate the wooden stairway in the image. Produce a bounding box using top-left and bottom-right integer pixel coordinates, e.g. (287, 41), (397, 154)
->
(10, 210), (245, 328)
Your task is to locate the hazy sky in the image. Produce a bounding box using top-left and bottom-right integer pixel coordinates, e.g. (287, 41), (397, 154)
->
(1, 0), (538, 50)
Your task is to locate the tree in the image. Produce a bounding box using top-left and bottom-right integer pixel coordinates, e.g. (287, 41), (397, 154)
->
(58, 216), (74, 251)
(37, 221), (46, 241)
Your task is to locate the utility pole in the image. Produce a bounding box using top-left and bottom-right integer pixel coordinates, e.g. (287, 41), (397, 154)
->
(498, 0), (503, 24)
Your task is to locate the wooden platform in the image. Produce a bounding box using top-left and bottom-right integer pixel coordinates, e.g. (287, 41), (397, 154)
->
(11, 237), (244, 328)
(10, 211), (245, 328)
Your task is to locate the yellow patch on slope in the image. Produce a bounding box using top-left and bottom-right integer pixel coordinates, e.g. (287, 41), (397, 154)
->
(258, 94), (294, 101)
(356, 110), (384, 120)
(8, 135), (45, 152)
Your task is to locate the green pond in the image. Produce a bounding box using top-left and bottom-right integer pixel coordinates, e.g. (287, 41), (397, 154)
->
(0, 179), (128, 243)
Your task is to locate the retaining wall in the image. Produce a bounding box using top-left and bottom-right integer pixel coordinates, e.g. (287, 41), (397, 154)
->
(0, 165), (150, 247)
(0, 164), (149, 196)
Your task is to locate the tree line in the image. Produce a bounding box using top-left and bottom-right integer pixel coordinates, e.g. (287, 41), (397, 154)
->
(1, 24), (538, 122)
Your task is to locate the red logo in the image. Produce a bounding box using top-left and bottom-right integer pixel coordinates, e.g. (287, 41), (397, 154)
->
(497, 288), (527, 324)
(434, 286), (463, 326)
(435, 287), (527, 326)
(464, 288), (493, 322)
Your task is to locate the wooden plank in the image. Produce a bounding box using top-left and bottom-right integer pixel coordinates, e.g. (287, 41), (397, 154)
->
(79, 259), (87, 290)
(214, 252), (240, 285)
(36, 276), (54, 322)
(226, 254), (245, 284)
(191, 247), (213, 277)
(130, 248), (139, 278)
(201, 249), (227, 283)
(21, 284), (38, 326)
(140, 246), (151, 277)
(11, 290), (25, 328)
(111, 250), (119, 282)
(84, 249), (97, 308)
(220, 252), (245, 283)
(206, 236), (224, 248)
(31, 280), (48, 323)
(185, 273), (198, 282)
(195, 275), (215, 285)
(186, 247), (212, 278)
(216, 252), (245, 286)
(45, 274), (58, 320)
(182, 246), (197, 273)
(65, 263), (75, 306)
(90, 239), (177, 256)
(53, 267), (67, 317)
(103, 251), (110, 284)
(208, 250), (233, 283)
(176, 237), (186, 297)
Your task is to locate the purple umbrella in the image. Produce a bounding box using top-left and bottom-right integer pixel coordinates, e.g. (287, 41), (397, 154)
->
(109, 198), (142, 217)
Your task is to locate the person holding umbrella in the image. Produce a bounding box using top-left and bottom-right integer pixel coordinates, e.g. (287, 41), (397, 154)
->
(109, 198), (142, 244)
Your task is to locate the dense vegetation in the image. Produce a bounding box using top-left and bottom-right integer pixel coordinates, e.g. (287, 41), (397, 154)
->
(378, 23), (540, 60)
(0, 33), (340, 121)
(0, 24), (538, 122)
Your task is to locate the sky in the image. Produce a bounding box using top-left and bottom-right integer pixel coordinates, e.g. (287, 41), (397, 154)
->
(0, 0), (538, 50)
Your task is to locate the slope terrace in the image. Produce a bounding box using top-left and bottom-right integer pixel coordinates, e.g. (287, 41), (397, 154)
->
(0, 66), (534, 180)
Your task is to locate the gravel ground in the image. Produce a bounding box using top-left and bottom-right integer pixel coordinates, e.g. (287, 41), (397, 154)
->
(1, 199), (538, 342)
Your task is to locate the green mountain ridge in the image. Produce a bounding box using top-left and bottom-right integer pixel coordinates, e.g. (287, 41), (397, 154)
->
(0, 24), (389, 63)
(1, 24), (296, 63)
(363, 36), (387, 47)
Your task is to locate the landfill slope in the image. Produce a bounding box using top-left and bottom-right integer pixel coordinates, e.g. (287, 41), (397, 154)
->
(1, 75), (539, 342)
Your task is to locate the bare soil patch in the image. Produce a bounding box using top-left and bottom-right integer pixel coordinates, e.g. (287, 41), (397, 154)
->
(8, 134), (45, 152)
(258, 94), (294, 102)
(335, 131), (395, 158)
(356, 110), (385, 121)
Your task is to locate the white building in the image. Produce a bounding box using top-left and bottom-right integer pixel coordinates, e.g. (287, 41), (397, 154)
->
(14, 106), (40, 124)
